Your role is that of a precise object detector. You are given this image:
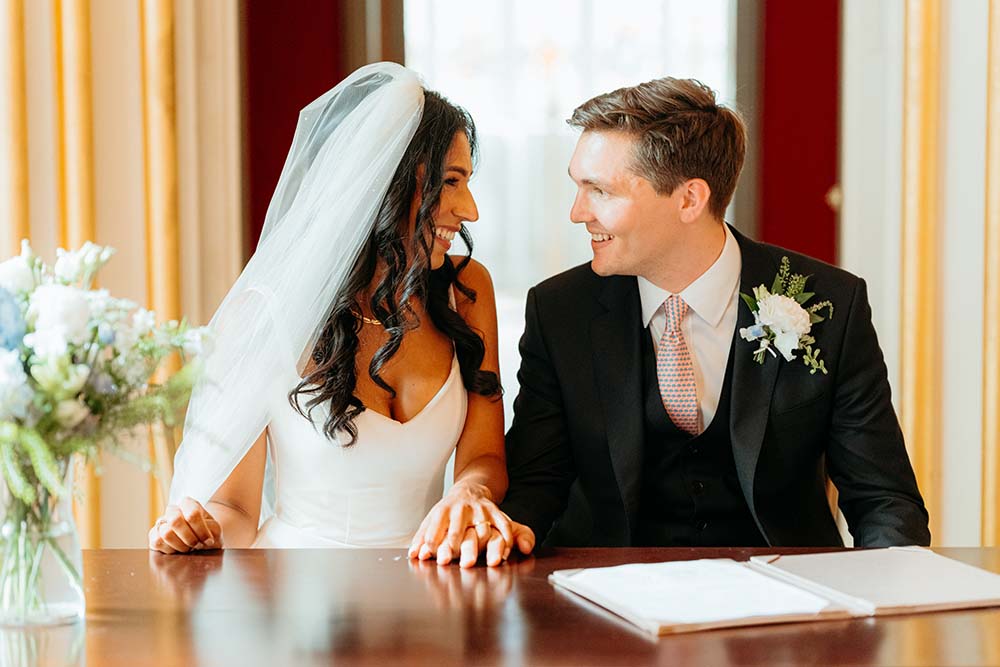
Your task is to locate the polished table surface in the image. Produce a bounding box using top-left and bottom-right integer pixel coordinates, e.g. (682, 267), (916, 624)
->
(9, 547), (1000, 666)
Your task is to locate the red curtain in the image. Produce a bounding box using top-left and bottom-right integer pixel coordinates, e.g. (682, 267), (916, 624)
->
(243, 1), (348, 255)
(758, 0), (841, 265)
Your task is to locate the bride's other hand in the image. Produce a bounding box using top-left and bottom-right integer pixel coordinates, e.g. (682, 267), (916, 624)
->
(148, 497), (223, 554)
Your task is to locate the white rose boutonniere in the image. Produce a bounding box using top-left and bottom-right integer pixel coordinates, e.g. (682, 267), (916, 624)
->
(739, 256), (834, 375)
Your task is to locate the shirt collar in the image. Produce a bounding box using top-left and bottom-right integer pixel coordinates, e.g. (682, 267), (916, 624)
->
(637, 224), (742, 328)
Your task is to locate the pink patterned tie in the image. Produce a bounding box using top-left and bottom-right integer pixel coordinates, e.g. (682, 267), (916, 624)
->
(657, 295), (701, 435)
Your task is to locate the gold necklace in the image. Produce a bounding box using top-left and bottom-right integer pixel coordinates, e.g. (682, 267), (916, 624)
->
(350, 308), (382, 326)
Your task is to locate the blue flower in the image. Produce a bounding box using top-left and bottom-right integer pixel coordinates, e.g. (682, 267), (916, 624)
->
(0, 288), (26, 350)
(97, 322), (115, 346)
(739, 323), (766, 342)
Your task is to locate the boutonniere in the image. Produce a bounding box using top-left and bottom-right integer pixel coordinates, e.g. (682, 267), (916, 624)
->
(739, 257), (834, 374)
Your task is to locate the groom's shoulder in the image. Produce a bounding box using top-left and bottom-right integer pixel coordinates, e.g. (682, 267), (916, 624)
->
(750, 238), (863, 294)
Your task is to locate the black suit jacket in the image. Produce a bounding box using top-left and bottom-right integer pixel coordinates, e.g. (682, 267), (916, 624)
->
(500, 226), (930, 548)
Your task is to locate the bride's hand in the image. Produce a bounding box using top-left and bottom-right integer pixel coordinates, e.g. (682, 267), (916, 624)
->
(407, 482), (534, 568)
(148, 497), (223, 554)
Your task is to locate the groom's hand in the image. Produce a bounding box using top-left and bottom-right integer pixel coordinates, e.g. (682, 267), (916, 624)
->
(148, 497), (222, 554)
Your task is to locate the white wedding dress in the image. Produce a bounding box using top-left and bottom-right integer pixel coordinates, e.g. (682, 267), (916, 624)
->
(251, 352), (468, 549)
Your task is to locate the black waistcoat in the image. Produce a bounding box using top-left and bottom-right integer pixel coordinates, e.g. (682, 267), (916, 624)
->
(634, 329), (767, 547)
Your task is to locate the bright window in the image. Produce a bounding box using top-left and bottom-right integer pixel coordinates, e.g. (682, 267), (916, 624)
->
(405, 1), (736, 425)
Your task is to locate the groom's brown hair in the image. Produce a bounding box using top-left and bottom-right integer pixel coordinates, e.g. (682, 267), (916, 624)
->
(568, 77), (746, 219)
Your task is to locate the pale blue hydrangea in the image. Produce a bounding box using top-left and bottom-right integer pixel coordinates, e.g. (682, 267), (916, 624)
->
(97, 321), (115, 346)
(0, 288), (26, 350)
(739, 323), (766, 341)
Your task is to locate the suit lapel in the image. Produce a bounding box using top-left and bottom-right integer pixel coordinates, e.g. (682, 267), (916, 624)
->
(591, 275), (645, 535)
(728, 226), (781, 516)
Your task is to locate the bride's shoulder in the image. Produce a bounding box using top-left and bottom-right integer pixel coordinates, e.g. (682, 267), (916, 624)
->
(447, 255), (496, 316)
(450, 255), (493, 289)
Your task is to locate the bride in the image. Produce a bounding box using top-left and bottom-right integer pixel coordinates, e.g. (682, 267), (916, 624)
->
(148, 63), (534, 567)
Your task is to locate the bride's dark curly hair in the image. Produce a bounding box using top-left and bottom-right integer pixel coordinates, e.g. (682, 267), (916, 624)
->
(289, 89), (501, 445)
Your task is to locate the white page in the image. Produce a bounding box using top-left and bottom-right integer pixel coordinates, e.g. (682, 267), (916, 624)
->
(750, 547), (1000, 613)
(554, 559), (833, 626)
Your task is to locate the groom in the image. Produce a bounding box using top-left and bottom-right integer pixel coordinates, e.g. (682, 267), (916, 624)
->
(498, 78), (930, 549)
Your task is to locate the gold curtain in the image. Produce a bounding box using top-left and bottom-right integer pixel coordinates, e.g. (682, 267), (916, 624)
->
(140, 0), (181, 524)
(982, 0), (1000, 546)
(53, 0), (102, 550)
(5, 0), (240, 547)
(1, 0), (30, 255)
(900, 0), (943, 543)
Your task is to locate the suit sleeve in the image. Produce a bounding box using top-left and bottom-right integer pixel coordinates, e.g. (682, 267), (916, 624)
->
(826, 278), (931, 546)
(499, 287), (577, 543)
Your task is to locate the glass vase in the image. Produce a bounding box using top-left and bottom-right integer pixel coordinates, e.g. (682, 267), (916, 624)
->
(0, 461), (84, 626)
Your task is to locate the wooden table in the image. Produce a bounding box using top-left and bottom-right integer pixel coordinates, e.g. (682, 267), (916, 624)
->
(6, 547), (1000, 666)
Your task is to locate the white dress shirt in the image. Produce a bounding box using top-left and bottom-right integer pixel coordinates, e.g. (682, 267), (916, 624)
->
(637, 224), (742, 429)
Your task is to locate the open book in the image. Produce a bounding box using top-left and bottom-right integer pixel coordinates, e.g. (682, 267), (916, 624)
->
(548, 547), (1000, 635)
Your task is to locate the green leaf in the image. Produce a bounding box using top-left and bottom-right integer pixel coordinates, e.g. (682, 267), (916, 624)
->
(0, 421), (17, 441)
(51, 435), (94, 459)
(771, 273), (784, 295)
(19, 428), (67, 499)
(794, 291), (815, 305)
(809, 313), (825, 324)
(740, 293), (758, 312)
(0, 438), (35, 505)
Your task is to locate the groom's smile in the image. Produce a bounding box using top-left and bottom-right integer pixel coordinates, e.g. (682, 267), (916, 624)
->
(568, 130), (682, 280)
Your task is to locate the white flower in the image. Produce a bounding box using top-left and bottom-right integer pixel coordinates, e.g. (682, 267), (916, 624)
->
(27, 285), (92, 349)
(755, 294), (811, 337)
(132, 309), (156, 337)
(84, 289), (112, 319)
(0, 349), (32, 421)
(30, 356), (89, 400)
(83, 243), (101, 266)
(19, 240), (35, 262)
(0, 256), (35, 294)
(53, 242), (115, 286)
(113, 354), (152, 388)
(54, 399), (89, 429)
(110, 307), (155, 358)
(773, 331), (801, 361)
(54, 248), (84, 284)
(182, 328), (211, 358)
(23, 330), (70, 358)
(85, 242), (114, 270)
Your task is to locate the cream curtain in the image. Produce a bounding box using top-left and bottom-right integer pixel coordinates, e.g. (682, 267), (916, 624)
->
(842, 0), (1000, 545)
(982, 0), (1000, 546)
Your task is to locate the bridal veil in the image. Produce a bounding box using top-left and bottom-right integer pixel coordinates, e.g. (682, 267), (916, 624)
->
(168, 63), (424, 506)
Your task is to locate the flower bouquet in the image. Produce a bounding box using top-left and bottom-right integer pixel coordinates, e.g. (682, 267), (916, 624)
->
(739, 256), (834, 374)
(0, 240), (206, 626)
